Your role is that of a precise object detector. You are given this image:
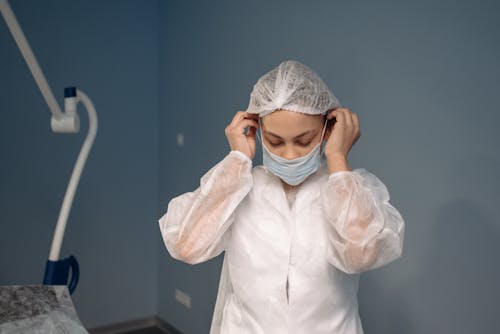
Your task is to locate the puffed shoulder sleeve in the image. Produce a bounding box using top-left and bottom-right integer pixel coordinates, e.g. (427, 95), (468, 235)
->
(158, 150), (253, 265)
(320, 168), (405, 274)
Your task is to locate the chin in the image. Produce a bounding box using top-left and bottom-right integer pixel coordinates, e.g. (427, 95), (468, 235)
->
(282, 180), (300, 187)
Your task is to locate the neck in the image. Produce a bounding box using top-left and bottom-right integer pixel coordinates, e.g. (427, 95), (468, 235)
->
(281, 180), (296, 192)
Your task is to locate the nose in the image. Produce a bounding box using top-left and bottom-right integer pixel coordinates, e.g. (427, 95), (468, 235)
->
(281, 146), (301, 160)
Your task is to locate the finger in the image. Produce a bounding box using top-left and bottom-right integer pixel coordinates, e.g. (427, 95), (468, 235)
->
(230, 111), (250, 127)
(343, 109), (354, 129)
(327, 107), (347, 121)
(327, 109), (338, 120)
(348, 111), (359, 139)
(333, 109), (345, 125)
(334, 108), (353, 129)
(244, 113), (259, 120)
(352, 113), (360, 132)
(331, 107), (348, 113)
(239, 117), (259, 128)
(236, 119), (260, 133)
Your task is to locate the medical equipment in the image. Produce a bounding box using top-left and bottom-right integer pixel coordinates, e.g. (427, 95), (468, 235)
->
(0, 0), (98, 294)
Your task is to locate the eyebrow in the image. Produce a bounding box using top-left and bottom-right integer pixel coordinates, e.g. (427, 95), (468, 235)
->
(265, 129), (316, 140)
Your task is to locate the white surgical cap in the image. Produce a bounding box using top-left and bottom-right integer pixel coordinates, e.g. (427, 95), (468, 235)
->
(246, 60), (341, 117)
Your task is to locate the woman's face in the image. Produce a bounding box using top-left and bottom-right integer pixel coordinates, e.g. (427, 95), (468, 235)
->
(260, 109), (330, 160)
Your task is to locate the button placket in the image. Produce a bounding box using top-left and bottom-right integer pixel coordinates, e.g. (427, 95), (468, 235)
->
(286, 214), (298, 306)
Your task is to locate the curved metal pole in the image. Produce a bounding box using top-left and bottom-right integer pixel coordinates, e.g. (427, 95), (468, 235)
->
(49, 89), (98, 260)
(0, 0), (98, 265)
(0, 0), (63, 118)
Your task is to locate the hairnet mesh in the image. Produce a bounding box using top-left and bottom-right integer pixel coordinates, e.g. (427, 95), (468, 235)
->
(246, 60), (341, 117)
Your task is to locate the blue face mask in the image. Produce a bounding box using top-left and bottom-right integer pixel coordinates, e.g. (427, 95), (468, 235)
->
(258, 118), (328, 186)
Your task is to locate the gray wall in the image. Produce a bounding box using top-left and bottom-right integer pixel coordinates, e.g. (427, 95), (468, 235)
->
(1, 0), (499, 333)
(158, 0), (500, 333)
(0, 0), (159, 329)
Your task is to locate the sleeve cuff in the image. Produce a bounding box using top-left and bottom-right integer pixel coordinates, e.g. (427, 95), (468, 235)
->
(328, 170), (353, 180)
(229, 150), (252, 164)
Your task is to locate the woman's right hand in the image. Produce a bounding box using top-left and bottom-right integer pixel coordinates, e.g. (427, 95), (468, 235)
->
(225, 111), (260, 159)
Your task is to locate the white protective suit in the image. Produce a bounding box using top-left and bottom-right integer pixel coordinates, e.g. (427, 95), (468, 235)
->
(158, 150), (405, 334)
(160, 59), (405, 333)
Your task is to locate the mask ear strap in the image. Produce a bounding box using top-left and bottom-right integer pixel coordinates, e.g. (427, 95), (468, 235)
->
(321, 117), (328, 138)
(257, 117), (263, 144)
(320, 117), (328, 155)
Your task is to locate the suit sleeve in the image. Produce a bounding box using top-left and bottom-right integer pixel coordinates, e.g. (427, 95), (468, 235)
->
(320, 168), (405, 274)
(158, 150), (253, 265)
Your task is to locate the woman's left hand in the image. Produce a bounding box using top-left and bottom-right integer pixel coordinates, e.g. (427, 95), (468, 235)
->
(324, 107), (361, 167)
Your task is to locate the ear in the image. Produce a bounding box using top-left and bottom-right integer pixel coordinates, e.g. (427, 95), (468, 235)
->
(324, 126), (332, 141)
(323, 115), (332, 141)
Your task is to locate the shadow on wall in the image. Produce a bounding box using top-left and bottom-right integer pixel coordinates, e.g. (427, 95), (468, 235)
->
(360, 197), (500, 333)
(418, 198), (499, 333)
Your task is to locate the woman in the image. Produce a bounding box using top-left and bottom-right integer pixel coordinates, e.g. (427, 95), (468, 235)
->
(158, 60), (405, 333)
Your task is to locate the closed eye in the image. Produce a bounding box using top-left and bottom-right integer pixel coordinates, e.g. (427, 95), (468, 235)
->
(269, 141), (312, 147)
